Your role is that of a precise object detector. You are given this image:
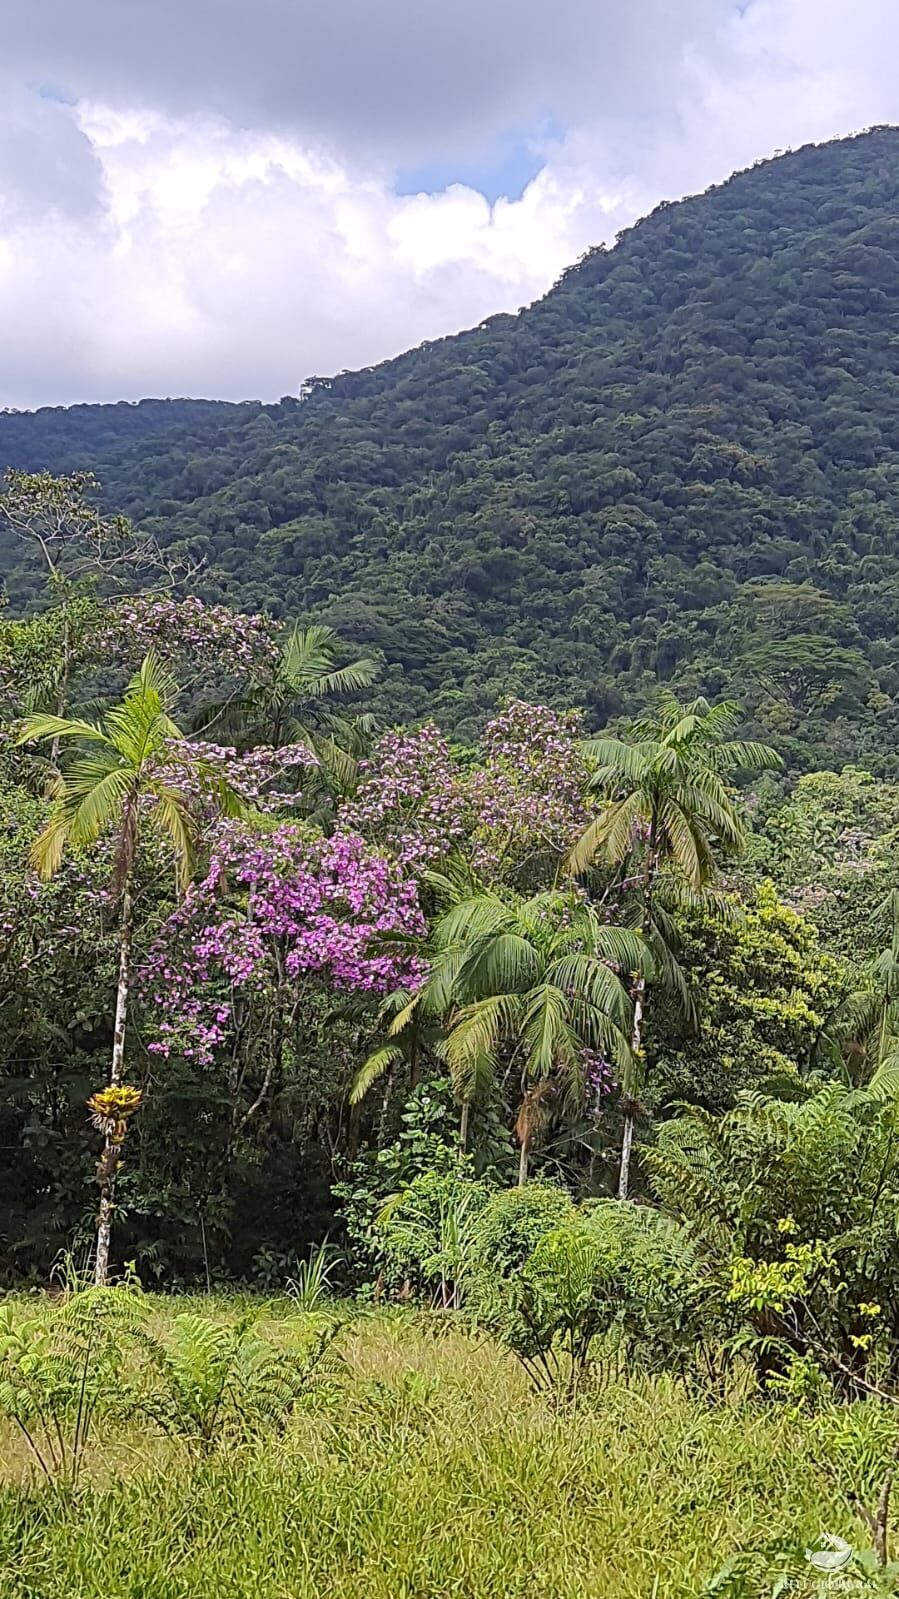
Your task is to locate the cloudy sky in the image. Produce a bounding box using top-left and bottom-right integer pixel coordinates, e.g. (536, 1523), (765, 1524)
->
(1, 1), (896, 409)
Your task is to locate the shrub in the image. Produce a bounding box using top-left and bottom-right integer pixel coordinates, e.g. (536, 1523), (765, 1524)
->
(129, 1310), (339, 1450)
(376, 1169), (490, 1307)
(469, 1182), (576, 1286)
(473, 1198), (713, 1402)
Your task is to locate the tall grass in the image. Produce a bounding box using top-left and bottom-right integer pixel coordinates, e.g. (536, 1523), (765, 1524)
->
(0, 1300), (893, 1598)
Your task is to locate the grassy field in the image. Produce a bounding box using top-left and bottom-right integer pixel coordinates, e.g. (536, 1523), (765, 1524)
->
(0, 1297), (895, 1599)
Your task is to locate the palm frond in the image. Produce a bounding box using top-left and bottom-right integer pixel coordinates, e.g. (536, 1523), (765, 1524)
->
(349, 1044), (403, 1104)
(521, 984), (572, 1081)
(15, 713), (107, 748)
(455, 931), (542, 998)
(149, 784), (195, 890)
(441, 994), (520, 1091)
(567, 789), (644, 875)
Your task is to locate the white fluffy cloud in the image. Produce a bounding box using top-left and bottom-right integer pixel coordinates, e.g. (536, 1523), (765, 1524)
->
(1, 0), (897, 407)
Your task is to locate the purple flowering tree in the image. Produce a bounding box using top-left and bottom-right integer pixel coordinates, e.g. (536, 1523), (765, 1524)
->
(338, 700), (591, 888)
(142, 821), (427, 1134)
(466, 700), (591, 883)
(94, 595), (280, 681)
(338, 724), (469, 871)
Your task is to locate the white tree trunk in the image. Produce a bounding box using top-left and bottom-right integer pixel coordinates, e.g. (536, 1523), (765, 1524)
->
(618, 976), (645, 1201)
(94, 874), (134, 1287)
(459, 1100), (470, 1154)
(517, 1133), (529, 1188)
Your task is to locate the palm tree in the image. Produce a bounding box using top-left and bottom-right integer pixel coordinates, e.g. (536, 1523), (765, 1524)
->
(238, 623), (379, 748)
(350, 985), (442, 1103)
(568, 695), (781, 1197)
(827, 892), (899, 1095)
(429, 889), (650, 1185)
(17, 653), (208, 1284)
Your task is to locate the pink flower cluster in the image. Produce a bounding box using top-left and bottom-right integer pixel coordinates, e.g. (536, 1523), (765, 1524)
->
(161, 738), (317, 815)
(582, 1049), (616, 1109)
(467, 700), (589, 874)
(335, 702), (591, 883)
(338, 724), (469, 870)
(142, 821), (426, 1063)
(95, 595), (280, 674)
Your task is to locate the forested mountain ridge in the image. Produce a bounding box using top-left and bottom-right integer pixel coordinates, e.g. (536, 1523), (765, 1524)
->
(0, 397), (242, 474)
(4, 128), (899, 764)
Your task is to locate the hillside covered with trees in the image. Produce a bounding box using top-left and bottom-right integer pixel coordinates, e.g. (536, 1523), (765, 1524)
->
(10, 135), (899, 1593)
(3, 130), (899, 768)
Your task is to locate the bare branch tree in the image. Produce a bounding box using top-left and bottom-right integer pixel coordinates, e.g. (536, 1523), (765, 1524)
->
(0, 469), (204, 590)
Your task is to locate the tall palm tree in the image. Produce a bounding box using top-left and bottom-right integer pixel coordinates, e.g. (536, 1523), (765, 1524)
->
(429, 889), (651, 1185)
(568, 695), (781, 1197)
(240, 623), (379, 748)
(17, 653), (208, 1284)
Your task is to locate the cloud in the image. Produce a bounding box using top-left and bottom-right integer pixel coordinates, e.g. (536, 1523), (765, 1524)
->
(4, 1), (728, 163)
(0, 0), (897, 408)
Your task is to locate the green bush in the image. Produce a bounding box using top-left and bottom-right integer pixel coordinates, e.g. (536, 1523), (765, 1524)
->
(472, 1197), (713, 1401)
(469, 1183), (576, 1286)
(376, 1168), (490, 1307)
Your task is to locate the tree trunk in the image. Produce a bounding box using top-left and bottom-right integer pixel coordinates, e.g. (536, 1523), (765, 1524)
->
(459, 1099), (470, 1154)
(618, 975), (644, 1200)
(49, 611), (73, 769)
(94, 871), (134, 1287)
(618, 827), (657, 1202)
(517, 1131), (529, 1187)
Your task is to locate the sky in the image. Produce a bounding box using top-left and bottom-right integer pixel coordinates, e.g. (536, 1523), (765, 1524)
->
(1, 0), (897, 409)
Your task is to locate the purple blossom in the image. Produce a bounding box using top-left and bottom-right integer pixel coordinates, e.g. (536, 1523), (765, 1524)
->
(141, 820), (426, 1063)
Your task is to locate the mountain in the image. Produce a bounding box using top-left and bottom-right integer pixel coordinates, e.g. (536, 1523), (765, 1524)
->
(4, 129), (899, 767)
(0, 397), (242, 474)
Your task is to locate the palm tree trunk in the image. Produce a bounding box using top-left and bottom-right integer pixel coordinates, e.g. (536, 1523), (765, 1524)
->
(459, 1099), (470, 1154)
(618, 831), (657, 1202)
(517, 1131), (529, 1187)
(94, 871), (134, 1286)
(617, 976), (644, 1200)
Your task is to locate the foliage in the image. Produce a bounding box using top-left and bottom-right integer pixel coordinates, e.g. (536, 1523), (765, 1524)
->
(468, 1182), (576, 1286)
(376, 1167), (489, 1308)
(649, 1086), (899, 1394)
(646, 882), (847, 1112)
(285, 1240), (341, 1311)
(472, 1199), (710, 1399)
(748, 766), (899, 961)
(335, 1078), (513, 1288)
(570, 693), (780, 887)
(129, 1309), (338, 1450)
(0, 1280), (145, 1486)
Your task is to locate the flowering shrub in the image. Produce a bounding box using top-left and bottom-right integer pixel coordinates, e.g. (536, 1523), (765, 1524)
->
(142, 822), (427, 1063)
(338, 724), (469, 870)
(161, 738), (317, 815)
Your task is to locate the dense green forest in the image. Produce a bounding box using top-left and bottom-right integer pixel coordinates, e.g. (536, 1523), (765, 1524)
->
(4, 130), (899, 767)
